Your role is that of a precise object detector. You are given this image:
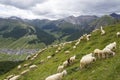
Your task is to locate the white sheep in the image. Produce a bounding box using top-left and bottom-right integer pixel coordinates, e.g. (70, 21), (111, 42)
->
(116, 32), (120, 37)
(103, 48), (115, 58)
(17, 65), (21, 70)
(73, 46), (76, 49)
(80, 53), (96, 69)
(63, 60), (68, 67)
(86, 34), (91, 41)
(75, 41), (80, 46)
(57, 65), (64, 73)
(45, 70), (67, 80)
(47, 56), (52, 59)
(9, 75), (21, 80)
(64, 51), (70, 54)
(23, 63), (30, 67)
(20, 69), (30, 75)
(93, 49), (105, 59)
(100, 26), (105, 35)
(25, 55), (31, 60)
(105, 42), (116, 51)
(29, 65), (38, 69)
(92, 29), (99, 32)
(69, 55), (76, 63)
(6, 75), (15, 80)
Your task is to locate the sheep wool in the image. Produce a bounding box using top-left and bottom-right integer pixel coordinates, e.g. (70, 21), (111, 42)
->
(80, 53), (96, 69)
(45, 70), (67, 80)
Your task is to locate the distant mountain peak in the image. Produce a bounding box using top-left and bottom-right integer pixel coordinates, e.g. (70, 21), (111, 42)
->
(110, 13), (120, 19)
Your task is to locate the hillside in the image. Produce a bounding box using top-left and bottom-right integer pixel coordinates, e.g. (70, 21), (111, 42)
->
(0, 18), (56, 49)
(1, 23), (120, 80)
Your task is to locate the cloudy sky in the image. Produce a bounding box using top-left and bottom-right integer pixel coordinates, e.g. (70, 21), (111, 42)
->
(0, 0), (120, 20)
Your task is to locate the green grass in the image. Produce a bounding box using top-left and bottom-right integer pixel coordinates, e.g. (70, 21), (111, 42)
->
(0, 23), (120, 80)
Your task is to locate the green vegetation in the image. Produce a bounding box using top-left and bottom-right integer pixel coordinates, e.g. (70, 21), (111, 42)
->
(0, 23), (120, 80)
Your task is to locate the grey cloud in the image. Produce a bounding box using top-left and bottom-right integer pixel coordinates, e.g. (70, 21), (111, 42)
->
(0, 0), (47, 9)
(82, 0), (120, 15)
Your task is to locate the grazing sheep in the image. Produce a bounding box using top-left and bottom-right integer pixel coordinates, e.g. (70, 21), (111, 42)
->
(92, 29), (99, 32)
(57, 65), (64, 73)
(45, 70), (67, 80)
(47, 56), (52, 59)
(23, 63), (30, 67)
(64, 51), (70, 54)
(80, 36), (84, 40)
(25, 55), (31, 60)
(39, 59), (44, 64)
(58, 47), (61, 51)
(116, 32), (120, 37)
(105, 42), (116, 51)
(73, 46), (76, 49)
(20, 69), (30, 75)
(86, 34), (91, 41)
(69, 55), (76, 63)
(29, 65), (38, 69)
(93, 49), (105, 59)
(100, 26), (105, 35)
(75, 41), (80, 46)
(103, 48), (115, 58)
(17, 65), (21, 70)
(63, 60), (68, 67)
(6, 75), (14, 80)
(80, 53), (96, 69)
(9, 75), (21, 80)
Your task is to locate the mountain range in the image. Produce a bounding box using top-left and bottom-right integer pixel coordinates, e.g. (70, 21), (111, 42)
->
(0, 13), (120, 49)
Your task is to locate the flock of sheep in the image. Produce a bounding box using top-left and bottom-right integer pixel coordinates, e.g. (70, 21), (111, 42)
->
(45, 26), (119, 80)
(4, 26), (120, 80)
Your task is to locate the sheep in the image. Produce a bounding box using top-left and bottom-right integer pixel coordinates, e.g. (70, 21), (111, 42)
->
(57, 65), (64, 73)
(73, 46), (76, 49)
(55, 50), (59, 53)
(47, 56), (52, 59)
(25, 55), (31, 60)
(45, 70), (67, 80)
(23, 63), (30, 67)
(105, 42), (116, 51)
(17, 65), (21, 70)
(20, 69), (30, 75)
(39, 59), (44, 64)
(63, 60), (69, 67)
(92, 29), (99, 32)
(69, 55), (76, 63)
(93, 49), (105, 59)
(75, 41), (80, 46)
(9, 75), (21, 80)
(80, 53), (96, 69)
(29, 65), (38, 69)
(5, 75), (15, 80)
(64, 51), (70, 54)
(100, 26), (105, 35)
(116, 32), (120, 37)
(86, 34), (91, 41)
(102, 48), (115, 58)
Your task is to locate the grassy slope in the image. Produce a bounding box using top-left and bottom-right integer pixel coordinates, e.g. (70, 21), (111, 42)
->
(0, 35), (46, 49)
(0, 24), (120, 80)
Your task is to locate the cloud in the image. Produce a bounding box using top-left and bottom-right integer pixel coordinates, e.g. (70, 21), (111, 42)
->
(0, 0), (47, 9)
(0, 0), (120, 20)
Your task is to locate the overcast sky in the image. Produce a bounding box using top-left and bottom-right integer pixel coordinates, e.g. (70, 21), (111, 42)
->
(0, 0), (120, 20)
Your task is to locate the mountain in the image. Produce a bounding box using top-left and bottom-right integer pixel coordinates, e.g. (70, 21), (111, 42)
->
(1, 23), (120, 80)
(90, 15), (117, 28)
(0, 18), (56, 49)
(110, 13), (120, 20)
(62, 15), (98, 24)
(37, 15), (98, 41)
(0, 13), (120, 49)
